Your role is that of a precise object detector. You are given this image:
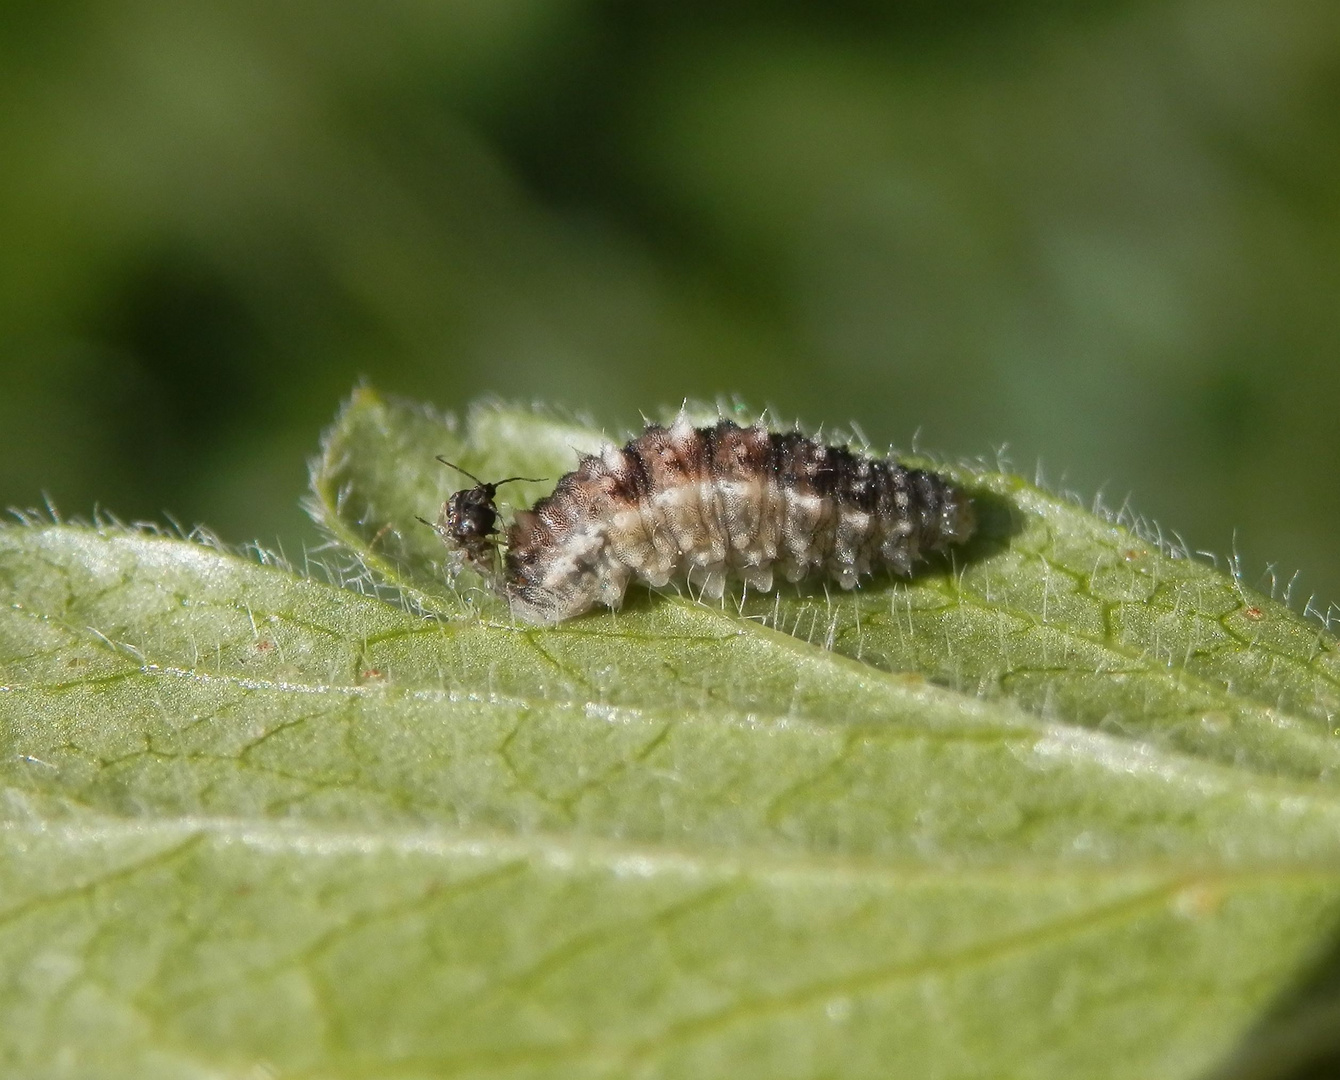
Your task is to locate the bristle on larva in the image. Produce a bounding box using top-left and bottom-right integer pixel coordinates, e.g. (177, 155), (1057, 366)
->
(427, 416), (976, 625)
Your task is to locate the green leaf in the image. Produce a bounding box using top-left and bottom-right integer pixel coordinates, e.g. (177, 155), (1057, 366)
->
(0, 388), (1337, 1079)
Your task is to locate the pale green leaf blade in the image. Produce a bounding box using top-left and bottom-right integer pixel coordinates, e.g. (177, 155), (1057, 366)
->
(2, 388), (1340, 1077)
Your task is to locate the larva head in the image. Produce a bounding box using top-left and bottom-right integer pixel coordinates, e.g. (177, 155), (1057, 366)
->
(427, 458), (544, 575)
(442, 482), (499, 551)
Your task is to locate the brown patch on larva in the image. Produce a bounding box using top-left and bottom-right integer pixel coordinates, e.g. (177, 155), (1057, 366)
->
(429, 415), (977, 625)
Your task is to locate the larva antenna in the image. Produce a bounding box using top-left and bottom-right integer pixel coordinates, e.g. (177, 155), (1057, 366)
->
(435, 457), (545, 489)
(435, 457), (484, 486)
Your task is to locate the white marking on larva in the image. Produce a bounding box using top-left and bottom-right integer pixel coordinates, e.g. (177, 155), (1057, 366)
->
(668, 414), (696, 443)
(431, 419), (976, 624)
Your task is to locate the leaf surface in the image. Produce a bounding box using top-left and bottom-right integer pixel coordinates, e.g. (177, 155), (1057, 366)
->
(0, 389), (1337, 1079)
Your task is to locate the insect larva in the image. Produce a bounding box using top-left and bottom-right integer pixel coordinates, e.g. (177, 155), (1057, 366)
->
(426, 413), (976, 625)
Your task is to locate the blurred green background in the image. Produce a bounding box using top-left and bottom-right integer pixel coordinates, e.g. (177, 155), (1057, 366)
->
(2, 1), (1338, 605)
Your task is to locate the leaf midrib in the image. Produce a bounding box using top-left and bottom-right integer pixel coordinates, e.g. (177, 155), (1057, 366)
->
(6, 815), (1338, 885)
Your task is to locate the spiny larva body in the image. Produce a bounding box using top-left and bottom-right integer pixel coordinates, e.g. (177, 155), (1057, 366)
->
(428, 414), (976, 625)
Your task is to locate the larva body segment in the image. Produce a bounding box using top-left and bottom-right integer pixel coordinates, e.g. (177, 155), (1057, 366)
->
(432, 415), (976, 625)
